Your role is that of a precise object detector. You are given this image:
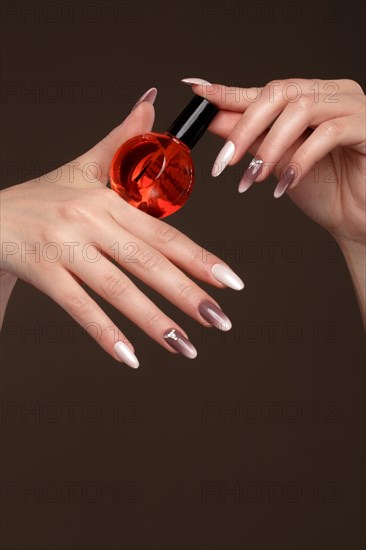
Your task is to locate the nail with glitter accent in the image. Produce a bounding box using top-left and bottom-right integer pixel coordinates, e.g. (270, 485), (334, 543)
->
(212, 141), (235, 177)
(163, 328), (197, 359)
(181, 78), (212, 85)
(131, 87), (157, 112)
(211, 263), (244, 290)
(198, 301), (232, 332)
(274, 166), (296, 198)
(238, 157), (263, 193)
(114, 341), (139, 369)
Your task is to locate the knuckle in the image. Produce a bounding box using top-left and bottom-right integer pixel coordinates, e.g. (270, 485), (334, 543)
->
(344, 79), (363, 93)
(102, 273), (130, 299)
(260, 133), (278, 154)
(136, 248), (162, 271)
(265, 80), (285, 102)
(111, 191), (129, 212)
(294, 147), (310, 165)
(144, 310), (164, 330)
(65, 295), (91, 316)
(319, 121), (338, 138)
(266, 79), (283, 89)
(295, 95), (313, 111)
(236, 116), (253, 135)
(191, 248), (207, 267)
(39, 225), (66, 248)
(155, 223), (179, 246)
(56, 199), (91, 222)
(176, 280), (196, 300)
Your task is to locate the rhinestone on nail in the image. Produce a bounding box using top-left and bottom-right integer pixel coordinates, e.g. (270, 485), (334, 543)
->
(164, 329), (178, 341)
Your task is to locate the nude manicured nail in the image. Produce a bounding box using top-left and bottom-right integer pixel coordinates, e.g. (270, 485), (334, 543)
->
(114, 341), (139, 369)
(238, 157), (263, 193)
(131, 87), (157, 112)
(163, 328), (197, 359)
(212, 141), (235, 177)
(274, 166), (296, 198)
(181, 78), (212, 85)
(198, 301), (232, 332)
(211, 264), (244, 291)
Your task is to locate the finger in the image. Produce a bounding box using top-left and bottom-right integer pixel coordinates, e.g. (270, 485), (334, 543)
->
(188, 83), (264, 112)
(76, 97), (156, 186)
(186, 78), (362, 111)
(189, 79), (361, 176)
(34, 267), (140, 368)
(208, 110), (242, 138)
(69, 248), (200, 358)
(274, 114), (365, 198)
(239, 93), (358, 190)
(84, 217), (235, 330)
(211, 88), (287, 176)
(108, 196), (245, 291)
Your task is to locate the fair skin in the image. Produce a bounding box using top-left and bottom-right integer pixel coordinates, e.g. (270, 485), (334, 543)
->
(2, 78), (365, 366)
(0, 100), (242, 366)
(186, 78), (366, 327)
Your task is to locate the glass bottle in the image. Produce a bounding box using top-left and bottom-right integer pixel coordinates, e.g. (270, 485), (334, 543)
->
(109, 95), (218, 218)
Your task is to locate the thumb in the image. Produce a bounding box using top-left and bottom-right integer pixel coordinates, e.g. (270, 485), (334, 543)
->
(77, 89), (157, 185)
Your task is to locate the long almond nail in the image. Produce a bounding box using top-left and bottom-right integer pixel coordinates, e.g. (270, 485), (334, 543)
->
(114, 341), (139, 369)
(131, 87), (157, 112)
(212, 141), (235, 177)
(181, 78), (212, 85)
(211, 264), (244, 290)
(238, 157), (263, 193)
(198, 301), (232, 331)
(274, 166), (296, 198)
(163, 328), (197, 359)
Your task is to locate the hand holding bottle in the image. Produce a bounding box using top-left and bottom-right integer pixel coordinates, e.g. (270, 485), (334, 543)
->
(0, 90), (244, 367)
(183, 77), (366, 327)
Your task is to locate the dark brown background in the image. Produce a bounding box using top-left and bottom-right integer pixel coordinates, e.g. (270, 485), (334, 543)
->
(0, 1), (365, 549)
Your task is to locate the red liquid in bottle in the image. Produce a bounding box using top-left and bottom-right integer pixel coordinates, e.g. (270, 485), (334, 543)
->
(109, 132), (194, 218)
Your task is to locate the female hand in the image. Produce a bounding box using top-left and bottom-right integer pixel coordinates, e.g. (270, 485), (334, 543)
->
(182, 77), (366, 325)
(0, 90), (244, 368)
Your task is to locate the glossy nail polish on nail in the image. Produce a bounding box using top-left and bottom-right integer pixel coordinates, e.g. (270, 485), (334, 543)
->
(163, 328), (197, 359)
(211, 264), (244, 290)
(131, 87), (157, 112)
(212, 141), (235, 177)
(274, 167), (296, 198)
(114, 341), (139, 369)
(181, 78), (212, 85)
(198, 301), (232, 331)
(110, 95), (219, 218)
(238, 157), (263, 193)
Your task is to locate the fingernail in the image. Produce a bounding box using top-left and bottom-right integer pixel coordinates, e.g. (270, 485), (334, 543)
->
(211, 264), (244, 291)
(114, 341), (139, 369)
(198, 301), (232, 332)
(163, 328), (197, 359)
(238, 157), (263, 193)
(181, 78), (212, 85)
(131, 87), (157, 112)
(212, 141), (235, 177)
(274, 166), (296, 198)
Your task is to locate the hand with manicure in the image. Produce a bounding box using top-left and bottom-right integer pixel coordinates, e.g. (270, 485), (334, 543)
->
(0, 88), (244, 368)
(183, 77), (366, 326)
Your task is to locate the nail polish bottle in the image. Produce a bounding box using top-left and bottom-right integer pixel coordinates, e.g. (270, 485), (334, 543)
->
(109, 95), (218, 218)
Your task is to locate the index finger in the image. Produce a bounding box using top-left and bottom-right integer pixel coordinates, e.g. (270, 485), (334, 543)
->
(109, 197), (245, 291)
(187, 83), (263, 112)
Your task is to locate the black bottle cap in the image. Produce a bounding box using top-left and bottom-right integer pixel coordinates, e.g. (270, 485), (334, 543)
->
(166, 95), (219, 149)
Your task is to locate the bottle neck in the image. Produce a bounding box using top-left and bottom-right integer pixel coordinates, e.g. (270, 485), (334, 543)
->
(166, 96), (219, 149)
